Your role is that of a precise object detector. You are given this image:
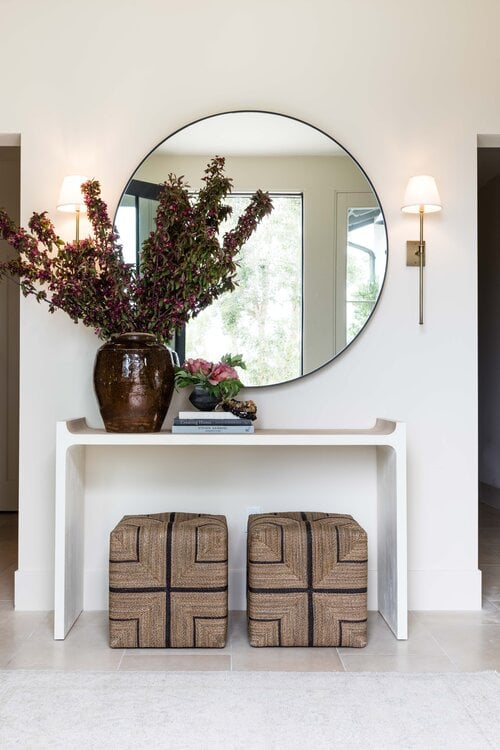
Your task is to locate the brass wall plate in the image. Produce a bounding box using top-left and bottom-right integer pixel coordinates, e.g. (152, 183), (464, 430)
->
(406, 240), (425, 267)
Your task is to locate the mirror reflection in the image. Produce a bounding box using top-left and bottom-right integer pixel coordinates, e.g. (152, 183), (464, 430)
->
(116, 112), (387, 387)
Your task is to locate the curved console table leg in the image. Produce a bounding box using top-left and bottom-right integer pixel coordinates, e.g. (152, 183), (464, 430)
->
(54, 438), (85, 639)
(377, 435), (407, 639)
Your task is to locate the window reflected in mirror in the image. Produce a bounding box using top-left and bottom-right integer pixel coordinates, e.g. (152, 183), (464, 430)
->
(117, 191), (304, 386)
(346, 206), (385, 344)
(115, 112), (388, 387)
(186, 193), (303, 385)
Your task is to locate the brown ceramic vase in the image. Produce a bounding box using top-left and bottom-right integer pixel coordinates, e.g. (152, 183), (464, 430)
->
(93, 332), (175, 433)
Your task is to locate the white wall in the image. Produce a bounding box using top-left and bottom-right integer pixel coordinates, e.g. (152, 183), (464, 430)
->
(1, 0), (491, 611)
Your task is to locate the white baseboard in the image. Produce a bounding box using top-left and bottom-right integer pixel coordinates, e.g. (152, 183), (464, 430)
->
(408, 569), (482, 610)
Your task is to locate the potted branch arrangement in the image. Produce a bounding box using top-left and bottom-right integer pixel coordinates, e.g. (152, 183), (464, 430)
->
(0, 157), (273, 431)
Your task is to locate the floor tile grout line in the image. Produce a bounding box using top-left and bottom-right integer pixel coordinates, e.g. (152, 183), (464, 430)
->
(432, 634), (473, 670)
(335, 648), (348, 672)
(481, 594), (498, 610)
(116, 649), (126, 670)
(410, 617), (455, 661)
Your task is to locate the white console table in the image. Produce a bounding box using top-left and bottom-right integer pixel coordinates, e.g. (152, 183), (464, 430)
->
(54, 417), (407, 641)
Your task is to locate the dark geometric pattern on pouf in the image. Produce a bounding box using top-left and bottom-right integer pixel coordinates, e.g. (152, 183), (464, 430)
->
(247, 512), (367, 647)
(109, 513), (228, 648)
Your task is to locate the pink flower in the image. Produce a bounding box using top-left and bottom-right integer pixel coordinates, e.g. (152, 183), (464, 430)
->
(183, 358), (213, 376)
(208, 363), (238, 384)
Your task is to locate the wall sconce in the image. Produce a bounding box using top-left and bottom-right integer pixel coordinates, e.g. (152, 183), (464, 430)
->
(401, 175), (442, 325)
(57, 174), (88, 243)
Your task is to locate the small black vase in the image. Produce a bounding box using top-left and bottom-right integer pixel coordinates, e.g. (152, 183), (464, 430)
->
(189, 385), (220, 412)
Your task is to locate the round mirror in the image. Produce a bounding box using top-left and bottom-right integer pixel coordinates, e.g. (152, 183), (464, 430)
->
(116, 111), (387, 387)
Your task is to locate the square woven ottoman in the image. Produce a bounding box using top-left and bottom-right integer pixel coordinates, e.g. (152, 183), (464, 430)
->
(109, 512), (228, 648)
(247, 512), (367, 647)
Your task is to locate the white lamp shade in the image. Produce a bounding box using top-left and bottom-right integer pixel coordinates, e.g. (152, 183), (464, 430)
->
(57, 175), (88, 213)
(401, 175), (442, 214)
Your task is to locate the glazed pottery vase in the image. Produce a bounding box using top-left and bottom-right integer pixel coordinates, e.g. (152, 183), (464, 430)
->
(93, 332), (176, 432)
(188, 385), (220, 412)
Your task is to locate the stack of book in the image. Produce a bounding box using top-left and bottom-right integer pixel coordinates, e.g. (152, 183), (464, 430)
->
(172, 411), (255, 434)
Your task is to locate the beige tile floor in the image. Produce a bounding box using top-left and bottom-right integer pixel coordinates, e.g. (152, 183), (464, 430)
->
(1, 505), (499, 673)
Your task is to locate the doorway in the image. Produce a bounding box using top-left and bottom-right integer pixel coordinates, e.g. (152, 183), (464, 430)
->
(477, 139), (500, 609)
(0, 140), (20, 513)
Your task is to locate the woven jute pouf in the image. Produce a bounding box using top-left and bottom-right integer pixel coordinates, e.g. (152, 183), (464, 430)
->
(109, 512), (228, 648)
(247, 512), (367, 647)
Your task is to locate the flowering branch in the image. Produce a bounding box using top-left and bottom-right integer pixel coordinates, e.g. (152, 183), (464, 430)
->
(0, 157), (273, 343)
(135, 157), (273, 339)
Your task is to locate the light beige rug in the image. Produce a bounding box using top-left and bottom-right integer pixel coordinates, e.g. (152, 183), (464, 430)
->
(0, 670), (499, 749)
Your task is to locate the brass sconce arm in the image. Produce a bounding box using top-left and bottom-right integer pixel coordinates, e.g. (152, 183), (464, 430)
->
(402, 176), (442, 325)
